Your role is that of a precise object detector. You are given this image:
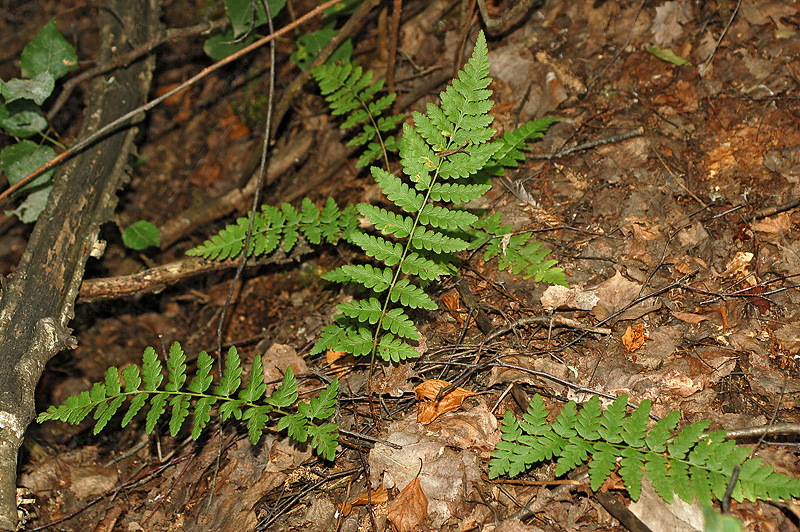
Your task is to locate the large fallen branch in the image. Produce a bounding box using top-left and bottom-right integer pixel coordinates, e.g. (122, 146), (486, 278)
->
(0, 0), (158, 528)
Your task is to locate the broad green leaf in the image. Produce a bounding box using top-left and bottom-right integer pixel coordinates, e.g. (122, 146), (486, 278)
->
(21, 19), (78, 79)
(122, 220), (161, 250)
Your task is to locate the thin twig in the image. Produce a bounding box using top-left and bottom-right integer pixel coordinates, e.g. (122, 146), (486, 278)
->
(530, 127), (644, 160)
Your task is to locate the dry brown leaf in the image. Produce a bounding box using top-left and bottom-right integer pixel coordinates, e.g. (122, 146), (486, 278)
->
(441, 290), (465, 324)
(671, 311), (708, 324)
(326, 349), (354, 376)
(387, 476), (428, 532)
(339, 485), (388, 517)
(621, 323), (649, 352)
(415, 379), (477, 424)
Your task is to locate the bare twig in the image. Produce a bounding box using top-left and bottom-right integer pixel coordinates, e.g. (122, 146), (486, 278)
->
(530, 127), (644, 160)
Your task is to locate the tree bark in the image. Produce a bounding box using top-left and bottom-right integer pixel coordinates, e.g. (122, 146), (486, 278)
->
(0, 0), (159, 528)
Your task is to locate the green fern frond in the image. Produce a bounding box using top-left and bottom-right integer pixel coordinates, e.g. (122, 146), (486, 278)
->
(490, 393), (800, 505)
(311, 62), (402, 169)
(186, 199), (357, 260)
(37, 342), (339, 455)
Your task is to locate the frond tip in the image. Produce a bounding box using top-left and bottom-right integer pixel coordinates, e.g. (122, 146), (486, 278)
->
(490, 394), (800, 505)
(37, 342), (340, 458)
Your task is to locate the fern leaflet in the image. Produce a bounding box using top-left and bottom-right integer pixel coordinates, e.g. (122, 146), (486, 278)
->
(490, 393), (800, 505)
(37, 342), (339, 456)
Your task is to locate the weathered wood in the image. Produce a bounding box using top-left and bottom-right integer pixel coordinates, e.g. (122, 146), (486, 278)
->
(0, 1), (159, 528)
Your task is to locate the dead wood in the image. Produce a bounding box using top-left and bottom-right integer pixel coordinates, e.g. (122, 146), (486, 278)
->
(0, 0), (159, 528)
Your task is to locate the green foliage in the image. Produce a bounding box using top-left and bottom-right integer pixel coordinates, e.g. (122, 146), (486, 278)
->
(490, 394), (800, 505)
(1, 18), (78, 222)
(186, 197), (359, 260)
(311, 62), (403, 168)
(37, 342), (340, 461)
(310, 31), (501, 363)
(471, 212), (567, 285)
(122, 220), (161, 250)
(203, 0), (287, 60)
(291, 22), (353, 70)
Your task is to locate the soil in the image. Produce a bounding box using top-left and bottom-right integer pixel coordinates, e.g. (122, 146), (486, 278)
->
(2, 0), (800, 531)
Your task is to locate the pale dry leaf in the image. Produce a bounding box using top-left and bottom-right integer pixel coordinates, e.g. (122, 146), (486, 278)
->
(415, 379), (477, 424)
(621, 323), (649, 352)
(340, 486), (388, 517)
(387, 476), (428, 532)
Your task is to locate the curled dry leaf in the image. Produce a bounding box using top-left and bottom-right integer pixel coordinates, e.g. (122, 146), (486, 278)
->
(415, 379), (477, 424)
(339, 485), (388, 517)
(326, 349), (355, 376)
(622, 323), (649, 352)
(387, 476), (428, 532)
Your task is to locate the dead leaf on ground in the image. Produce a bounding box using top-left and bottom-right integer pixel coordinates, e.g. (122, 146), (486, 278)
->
(387, 475), (428, 532)
(441, 290), (466, 324)
(671, 311), (708, 324)
(326, 349), (354, 376)
(340, 486), (389, 517)
(591, 271), (661, 322)
(415, 379), (477, 424)
(622, 323), (649, 352)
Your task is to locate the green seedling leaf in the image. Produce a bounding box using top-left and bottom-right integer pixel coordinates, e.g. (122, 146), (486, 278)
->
(648, 45), (691, 66)
(122, 220), (160, 250)
(203, 28), (255, 61)
(21, 18), (79, 80)
(1, 140), (56, 196)
(1, 72), (55, 105)
(225, 0), (286, 38)
(291, 23), (352, 70)
(4, 185), (50, 223)
(0, 99), (47, 137)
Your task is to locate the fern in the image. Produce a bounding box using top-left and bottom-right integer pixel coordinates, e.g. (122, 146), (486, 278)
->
(490, 394), (800, 505)
(37, 342), (340, 460)
(471, 212), (567, 285)
(308, 31), (504, 364)
(186, 197), (359, 261)
(312, 62), (403, 169)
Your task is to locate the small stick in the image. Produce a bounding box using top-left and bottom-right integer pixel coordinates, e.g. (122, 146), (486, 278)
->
(531, 127), (644, 160)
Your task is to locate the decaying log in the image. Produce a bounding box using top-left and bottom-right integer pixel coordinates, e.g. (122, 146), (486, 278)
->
(0, 0), (159, 528)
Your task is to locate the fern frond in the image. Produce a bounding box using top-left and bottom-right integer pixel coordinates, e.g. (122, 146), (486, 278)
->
(312, 62), (402, 168)
(489, 393), (800, 506)
(186, 200), (358, 260)
(37, 343), (339, 459)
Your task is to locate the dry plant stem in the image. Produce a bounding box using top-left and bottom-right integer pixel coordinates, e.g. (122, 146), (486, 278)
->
(700, 0), (743, 72)
(256, 468), (363, 530)
(0, 0), (347, 205)
(484, 315), (611, 343)
(47, 17), (230, 120)
(595, 491), (655, 532)
(530, 127), (644, 160)
(386, 0), (402, 94)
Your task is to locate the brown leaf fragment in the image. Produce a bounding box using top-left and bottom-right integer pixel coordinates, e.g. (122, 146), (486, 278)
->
(622, 323), (649, 352)
(387, 476), (428, 532)
(415, 379), (477, 424)
(340, 485), (388, 517)
(326, 349), (354, 376)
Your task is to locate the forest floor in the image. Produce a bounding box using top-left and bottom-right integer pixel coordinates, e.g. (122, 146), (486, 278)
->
(1, 0), (799, 531)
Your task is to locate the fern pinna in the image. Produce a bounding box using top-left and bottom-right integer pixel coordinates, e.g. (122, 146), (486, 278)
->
(37, 342), (340, 460)
(186, 197), (359, 261)
(490, 394), (800, 505)
(312, 62), (403, 169)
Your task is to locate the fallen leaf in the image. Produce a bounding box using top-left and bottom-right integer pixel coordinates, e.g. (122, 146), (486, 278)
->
(339, 485), (388, 517)
(326, 349), (354, 376)
(387, 476), (428, 532)
(671, 311), (708, 324)
(441, 290), (466, 324)
(622, 323), (649, 352)
(721, 251), (753, 278)
(415, 379), (477, 424)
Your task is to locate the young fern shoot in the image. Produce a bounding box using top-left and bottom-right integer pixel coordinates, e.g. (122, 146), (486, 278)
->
(310, 31), (499, 365)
